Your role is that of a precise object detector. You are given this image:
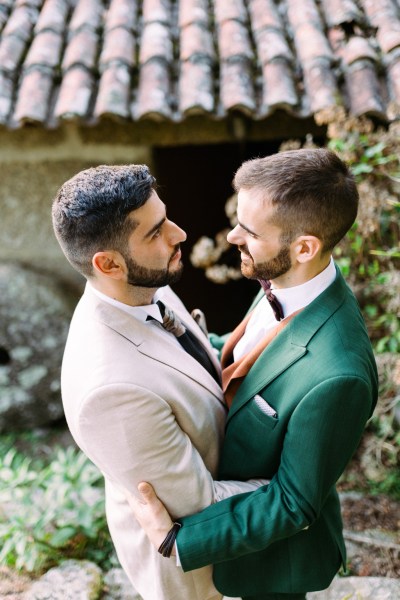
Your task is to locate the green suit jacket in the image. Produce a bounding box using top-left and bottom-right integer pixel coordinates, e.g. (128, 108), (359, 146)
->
(177, 267), (378, 596)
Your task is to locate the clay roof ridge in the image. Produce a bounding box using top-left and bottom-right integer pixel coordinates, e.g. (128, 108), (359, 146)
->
(54, 0), (103, 123)
(214, 0), (258, 117)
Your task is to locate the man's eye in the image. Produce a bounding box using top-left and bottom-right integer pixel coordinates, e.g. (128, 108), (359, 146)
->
(152, 229), (161, 239)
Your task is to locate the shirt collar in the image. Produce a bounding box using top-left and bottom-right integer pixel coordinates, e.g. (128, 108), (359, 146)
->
(272, 257), (336, 317)
(88, 283), (163, 323)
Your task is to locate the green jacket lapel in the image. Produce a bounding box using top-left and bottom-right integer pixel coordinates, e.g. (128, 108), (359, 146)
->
(227, 267), (348, 422)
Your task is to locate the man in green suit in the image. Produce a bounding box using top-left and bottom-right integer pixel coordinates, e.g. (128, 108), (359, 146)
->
(128, 148), (378, 600)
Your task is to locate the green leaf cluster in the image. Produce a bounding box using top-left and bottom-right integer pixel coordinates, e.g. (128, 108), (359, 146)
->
(328, 127), (400, 354)
(0, 445), (116, 573)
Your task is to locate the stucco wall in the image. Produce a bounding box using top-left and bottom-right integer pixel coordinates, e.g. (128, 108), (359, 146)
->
(0, 126), (152, 289)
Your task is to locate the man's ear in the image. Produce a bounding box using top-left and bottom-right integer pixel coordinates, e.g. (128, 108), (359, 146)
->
(292, 236), (323, 264)
(92, 251), (126, 279)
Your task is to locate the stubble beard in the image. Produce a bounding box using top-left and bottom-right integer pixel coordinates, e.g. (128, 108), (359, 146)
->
(240, 244), (292, 281)
(124, 246), (184, 288)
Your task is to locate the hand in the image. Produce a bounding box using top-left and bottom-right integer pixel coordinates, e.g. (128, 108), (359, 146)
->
(126, 482), (176, 555)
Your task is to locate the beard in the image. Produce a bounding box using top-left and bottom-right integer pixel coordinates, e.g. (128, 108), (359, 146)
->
(239, 243), (292, 281)
(124, 245), (184, 288)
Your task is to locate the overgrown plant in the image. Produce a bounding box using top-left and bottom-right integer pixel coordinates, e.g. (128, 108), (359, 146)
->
(317, 110), (400, 354)
(0, 445), (116, 573)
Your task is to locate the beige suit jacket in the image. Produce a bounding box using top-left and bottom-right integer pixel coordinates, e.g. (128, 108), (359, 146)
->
(61, 284), (229, 600)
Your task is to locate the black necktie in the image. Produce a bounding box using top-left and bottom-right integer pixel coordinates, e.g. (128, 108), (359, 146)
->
(259, 280), (284, 321)
(153, 301), (220, 383)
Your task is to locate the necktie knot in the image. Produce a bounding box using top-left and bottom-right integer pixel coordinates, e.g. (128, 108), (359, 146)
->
(259, 280), (284, 321)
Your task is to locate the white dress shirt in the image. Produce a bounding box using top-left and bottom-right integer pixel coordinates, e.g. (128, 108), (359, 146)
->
(89, 285), (183, 349)
(234, 258), (336, 361)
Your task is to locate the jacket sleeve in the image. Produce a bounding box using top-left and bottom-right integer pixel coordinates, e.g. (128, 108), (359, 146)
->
(176, 375), (374, 569)
(76, 383), (264, 518)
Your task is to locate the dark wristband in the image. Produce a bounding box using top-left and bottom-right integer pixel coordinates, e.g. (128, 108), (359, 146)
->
(158, 522), (182, 558)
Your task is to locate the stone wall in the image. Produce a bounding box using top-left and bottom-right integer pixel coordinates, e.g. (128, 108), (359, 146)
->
(0, 126), (152, 429)
(0, 124), (152, 287)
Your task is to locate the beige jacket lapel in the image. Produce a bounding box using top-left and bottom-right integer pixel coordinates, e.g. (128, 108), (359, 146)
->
(84, 286), (223, 403)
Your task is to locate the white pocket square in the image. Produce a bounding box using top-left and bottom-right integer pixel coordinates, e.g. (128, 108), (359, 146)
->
(253, 394), (278, 418)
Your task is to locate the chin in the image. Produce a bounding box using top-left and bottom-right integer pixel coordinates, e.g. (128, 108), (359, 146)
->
(240, 265), (255, 279)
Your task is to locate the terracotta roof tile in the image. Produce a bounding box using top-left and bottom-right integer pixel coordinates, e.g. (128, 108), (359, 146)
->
(377, 25), (400, 55)
(3, 5), (38, 41)
(180, 23), (214, 61)
(0, 70), (13, 122)
(24, 30), (63, 69)
(291, 22), (334, 64)
(142, 0), (171, 25)
(179, 59), (214, 115)
(100, 26), (136, 69)
(0, 7), (10, 35)
(35, 0), (69, 34)
(302, 59), (340, 113)
(0, 31), (26, 73)
(255, 28), (293, 64)
(248, 0), (282, 32)
(135, 59), (172, 120)
(105, 0), (139, 32)
(62, 29), (99, 72)
(69, 0), (103, 34)
(361, 0), (397, 24)
(287, 0), (322, 27)
(220, 59), (256, 114)
(341, 36), (378, 65)
(345, 61), (386, 118)
(179, 0), (209, 27)
(260, 60), (298, 115)
(360, 0), (400, 54)
(54, 66), (94, 119)
(320, 0), (365, 28)
(139, 21), (173, 64)
(16, 0), (43, 8)
(13, 67), (53, 124)
(387, 56), (400, 105)
(1, 0), (400, 129)
(214, 0), (248, 25)
(95, 62), (132, 119)
(218, 19), (253, 61)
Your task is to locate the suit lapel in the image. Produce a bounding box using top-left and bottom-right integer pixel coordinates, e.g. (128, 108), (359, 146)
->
(84, 286), (224, 403)
(227, 267), (348, 422)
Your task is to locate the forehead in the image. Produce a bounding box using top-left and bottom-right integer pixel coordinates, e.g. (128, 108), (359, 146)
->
(237, 187), (277, 226)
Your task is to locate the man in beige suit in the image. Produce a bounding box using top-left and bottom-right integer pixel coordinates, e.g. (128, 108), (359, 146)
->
(52, 165), (258, 600)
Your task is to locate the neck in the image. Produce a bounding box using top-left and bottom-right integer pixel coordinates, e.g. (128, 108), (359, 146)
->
(271, 255), (331, 289)
(89, 278), (157, 306)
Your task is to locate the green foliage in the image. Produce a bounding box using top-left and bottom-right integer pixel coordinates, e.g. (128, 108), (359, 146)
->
(328, 123), (400, 354)
(328, 136), (398, 179)
(0, 445), (116, 573)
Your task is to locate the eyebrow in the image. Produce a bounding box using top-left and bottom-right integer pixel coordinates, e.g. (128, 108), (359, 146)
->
(237, 219), (260, 238)
(143, 216), (166, 239)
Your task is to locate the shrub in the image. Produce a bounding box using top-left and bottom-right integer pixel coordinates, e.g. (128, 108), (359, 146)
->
(0, 445), (116, 573)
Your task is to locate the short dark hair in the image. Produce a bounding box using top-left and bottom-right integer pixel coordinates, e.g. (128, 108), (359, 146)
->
(52, 164), (156, 277)
(233, 148), (358, 251)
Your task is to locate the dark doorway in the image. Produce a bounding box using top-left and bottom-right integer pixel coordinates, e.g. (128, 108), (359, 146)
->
(153, 140), (282, 334)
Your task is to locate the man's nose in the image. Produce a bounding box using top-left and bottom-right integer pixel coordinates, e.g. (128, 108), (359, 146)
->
(169, 221), (187, 244)
(227, 224), (242, 245)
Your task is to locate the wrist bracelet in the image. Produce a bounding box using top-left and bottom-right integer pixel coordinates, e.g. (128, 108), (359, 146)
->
(158, 522), (182, 558)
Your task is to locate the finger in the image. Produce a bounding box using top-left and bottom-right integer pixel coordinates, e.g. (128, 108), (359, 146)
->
(137, 481), (158, 503)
